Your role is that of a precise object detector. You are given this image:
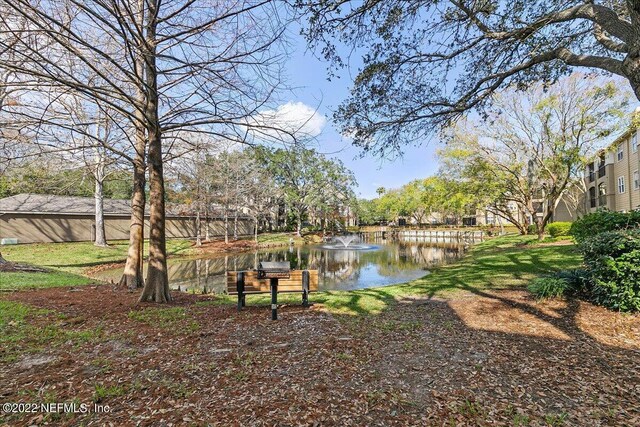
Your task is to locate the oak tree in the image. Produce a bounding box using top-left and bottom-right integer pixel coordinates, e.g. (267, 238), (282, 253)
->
(300, 0), (640, 156)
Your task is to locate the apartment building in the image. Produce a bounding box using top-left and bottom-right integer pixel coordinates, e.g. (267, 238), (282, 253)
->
(585, 128), (640, 213)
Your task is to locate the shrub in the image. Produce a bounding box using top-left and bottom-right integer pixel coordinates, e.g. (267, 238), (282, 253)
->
(570, 210), (640, 246)
(580, 229), (640, 311)
(528, 277), (569, 299)
(527, 224), (538, 235)
(553, 269), (592, 296)
(547, 222), (572, 238)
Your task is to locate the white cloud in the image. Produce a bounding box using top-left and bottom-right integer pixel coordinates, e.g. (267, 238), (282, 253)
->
(249, 101), (326, 142)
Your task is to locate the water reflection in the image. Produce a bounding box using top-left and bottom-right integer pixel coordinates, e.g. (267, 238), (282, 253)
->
(94, 242), (465, 294)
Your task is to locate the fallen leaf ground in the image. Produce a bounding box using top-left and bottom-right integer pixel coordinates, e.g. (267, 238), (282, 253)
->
(1, 284), (638, 426)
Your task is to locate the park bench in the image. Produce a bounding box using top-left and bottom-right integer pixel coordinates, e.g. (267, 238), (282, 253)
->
(226, 262), (319, 320)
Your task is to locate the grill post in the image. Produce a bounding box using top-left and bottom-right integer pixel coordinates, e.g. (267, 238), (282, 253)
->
(302, 270), (309, 307)
(236, 271), (245, 311)
(270, 278), (278, 320)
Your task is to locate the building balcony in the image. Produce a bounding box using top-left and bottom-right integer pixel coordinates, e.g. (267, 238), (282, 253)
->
(598, 166), (606, 178)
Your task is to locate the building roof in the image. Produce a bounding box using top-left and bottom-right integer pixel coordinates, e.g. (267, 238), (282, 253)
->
(599, 121), (638, 154)
(0, 194), (134, 216)
(0, 193), (248, 218)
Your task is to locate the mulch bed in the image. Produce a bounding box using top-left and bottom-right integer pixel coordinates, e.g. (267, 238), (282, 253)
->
(194, 239), (258, 254)
(1, 285), (639, 426)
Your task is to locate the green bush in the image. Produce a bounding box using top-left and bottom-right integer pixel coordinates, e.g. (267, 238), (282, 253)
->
(553, 269), (592, 295)
(580, 229), (640, 311)
(528, 269), (593, 300)
(528, 277), (569, 299)
(547, 222), (572, 238)
(527, 224), (538, 235)
(570, 210), (640, 246)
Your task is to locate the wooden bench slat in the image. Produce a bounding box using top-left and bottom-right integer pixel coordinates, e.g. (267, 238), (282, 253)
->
(229, 269), (318, 318)
(226, 270), (319, 294)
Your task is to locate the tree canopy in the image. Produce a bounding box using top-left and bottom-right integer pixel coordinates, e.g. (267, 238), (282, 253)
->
(357, 175), (479, 226)
(254, 145), (357, 235)
(299, 0), (639, 157)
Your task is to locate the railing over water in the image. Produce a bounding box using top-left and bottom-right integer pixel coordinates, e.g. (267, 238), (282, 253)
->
(360, 229), (484, 244)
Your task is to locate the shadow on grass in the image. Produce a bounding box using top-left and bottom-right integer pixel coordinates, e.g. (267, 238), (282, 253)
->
(41, 240), (194, 269)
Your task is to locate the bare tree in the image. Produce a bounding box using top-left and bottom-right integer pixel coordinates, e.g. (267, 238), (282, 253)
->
(1, 78), (136, 248)
(166, 135), (223, 246)
(50, 95), (128, 247)
(0, 0), (291, 302)
(440, 75), (630, 240)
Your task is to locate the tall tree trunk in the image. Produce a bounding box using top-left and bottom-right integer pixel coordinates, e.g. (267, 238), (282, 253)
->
(233, 180), (239, 240)
(119, 151), (146, 290)
(224, 173), (230, 244)
(224, 210), (229, 244)
(254, 217), (258, 243)
(234, 210), (238, 240)
(536, 206), (555, 242)
(195, 208), (202, 246)
(205, 204), (210, 241)
(119, 0), (146, 290)
(536, 217), (545, 241)
(140, 0), (170, 303)
(195, 168), (202, 246)
(94, 176), (107, 246)
(140, 108), (170, 303)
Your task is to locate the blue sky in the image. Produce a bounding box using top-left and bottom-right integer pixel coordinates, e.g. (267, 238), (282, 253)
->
(277, 25), (441, 200)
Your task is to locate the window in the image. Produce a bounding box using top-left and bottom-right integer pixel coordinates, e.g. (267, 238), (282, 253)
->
(633, 132), (638, 153)
(587, 162), (595, 182)
(617, 144), (624, 161)
(598, 153), (606, 177)
(589, 186), (596, 208)
(618, 176), (625, 194)
(634, 170), (639, 190)
(598, 183), (607, 207)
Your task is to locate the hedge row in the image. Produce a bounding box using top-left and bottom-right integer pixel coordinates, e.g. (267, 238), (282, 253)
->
(530, 210), (640, 312)
(580, 229), (640, 311)
(570, 210), (640, 247)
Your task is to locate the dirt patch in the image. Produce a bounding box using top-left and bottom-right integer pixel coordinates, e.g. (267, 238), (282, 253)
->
(1, 286), (639, 426)
(193, 239), (258, 254)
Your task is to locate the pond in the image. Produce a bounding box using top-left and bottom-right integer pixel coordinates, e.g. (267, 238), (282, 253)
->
(94, 239), (466, 294)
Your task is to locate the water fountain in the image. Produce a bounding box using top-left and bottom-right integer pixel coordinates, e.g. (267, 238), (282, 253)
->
(321, 234), (375, 251)
(335, 235), (357, 248)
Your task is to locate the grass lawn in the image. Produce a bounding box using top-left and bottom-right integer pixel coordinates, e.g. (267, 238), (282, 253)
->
(1, 239), (195, 274)
(0, 271), (95, 290)
(256, 232), (305, 246)
(0, 239), (195, 289)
